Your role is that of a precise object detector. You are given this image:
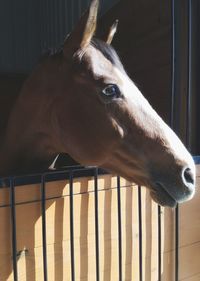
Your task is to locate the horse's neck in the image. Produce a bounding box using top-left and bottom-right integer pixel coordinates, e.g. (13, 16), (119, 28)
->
(0, 62), (63, 176)
(0, 88), (22, 149)
(0, 131), (58, 176)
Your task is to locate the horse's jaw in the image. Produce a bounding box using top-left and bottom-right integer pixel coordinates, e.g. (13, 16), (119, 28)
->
(100, 139), (195, 208)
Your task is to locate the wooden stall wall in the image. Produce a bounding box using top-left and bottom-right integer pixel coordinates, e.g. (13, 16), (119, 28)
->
(0, 165), (199, 281)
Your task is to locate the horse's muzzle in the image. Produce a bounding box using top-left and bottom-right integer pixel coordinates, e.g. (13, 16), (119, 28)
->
(150, 165), (196, 207)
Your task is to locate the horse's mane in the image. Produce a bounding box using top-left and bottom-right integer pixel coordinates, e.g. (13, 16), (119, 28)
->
(39, 46), (63, 62)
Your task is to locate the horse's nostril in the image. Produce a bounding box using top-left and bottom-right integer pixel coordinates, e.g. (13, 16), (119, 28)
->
(183, 167), (195, 185)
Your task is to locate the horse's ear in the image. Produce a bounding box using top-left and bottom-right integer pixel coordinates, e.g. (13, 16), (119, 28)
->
(63, 0), (99, 58)
(105, 20), (118, 45)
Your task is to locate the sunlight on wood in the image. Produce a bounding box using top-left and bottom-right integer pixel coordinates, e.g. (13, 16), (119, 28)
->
(0, 166), (199, 281)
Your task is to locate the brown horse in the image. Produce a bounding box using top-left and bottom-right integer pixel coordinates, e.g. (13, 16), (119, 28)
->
(0, 0), (195, 207)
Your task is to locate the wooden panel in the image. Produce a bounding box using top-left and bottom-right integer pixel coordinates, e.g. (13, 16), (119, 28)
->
(179, 176), (200, 247)
(0, 207), (13, 281)
(0, 165), (199, 280)
(181, 273), (200, 281)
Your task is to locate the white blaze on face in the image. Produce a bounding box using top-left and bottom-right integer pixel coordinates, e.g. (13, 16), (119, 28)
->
(113, 66), (196, 186)
(113, 67), (151, 109)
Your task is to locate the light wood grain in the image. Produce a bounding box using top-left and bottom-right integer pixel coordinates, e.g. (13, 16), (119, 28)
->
(0, 165), (199, 280)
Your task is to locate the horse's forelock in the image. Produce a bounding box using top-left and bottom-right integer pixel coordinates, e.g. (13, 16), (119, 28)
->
(91, 38), (125, 73)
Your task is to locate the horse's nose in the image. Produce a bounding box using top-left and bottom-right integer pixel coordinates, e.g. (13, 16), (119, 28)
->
(161, 166), (196, 205)
(182, 166), (195, 191)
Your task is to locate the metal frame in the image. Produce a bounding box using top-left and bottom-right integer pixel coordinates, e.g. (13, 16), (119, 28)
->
(171, 0), (195, 280)
(6, 166), (163, 281)
(4, 158), (200, 281)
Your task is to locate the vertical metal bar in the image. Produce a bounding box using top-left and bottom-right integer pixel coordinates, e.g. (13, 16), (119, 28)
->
(94, 168), (100, 281)
(117, 176), (122, 281)
(54, 1), (58, 47)
(175, 205), (179, 281)
(78, 0), (82, 17)
(187, 0), (197, 153)
(69, 172), (75, 281)
(46, 0), (50, 48)
(186, 0), (192, 150)
(41, 175), (48, 281)
(10, 0), (17, 70)
(10, 178), (18, 281)
(63, 0), (68, 35)
(138, 186), (143, 281)
(71, 0), (74, 29)
(158, 205), (162, 281)
(171, 0), (176, 129)
(171, 1), (180, 280)
(171, 0), (189, 141)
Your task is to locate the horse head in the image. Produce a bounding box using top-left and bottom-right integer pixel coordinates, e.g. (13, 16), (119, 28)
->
(58, 0), (195, 207)
(2, 0), (195, 207)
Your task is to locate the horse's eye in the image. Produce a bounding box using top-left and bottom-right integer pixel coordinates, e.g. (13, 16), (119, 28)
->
(102, 84), (121, 98)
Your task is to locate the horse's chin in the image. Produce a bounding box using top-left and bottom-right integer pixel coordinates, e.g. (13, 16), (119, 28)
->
(150, 184), (177, 207)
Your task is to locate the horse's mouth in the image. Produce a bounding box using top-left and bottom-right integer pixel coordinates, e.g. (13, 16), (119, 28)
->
(150, 183), (177, 207)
